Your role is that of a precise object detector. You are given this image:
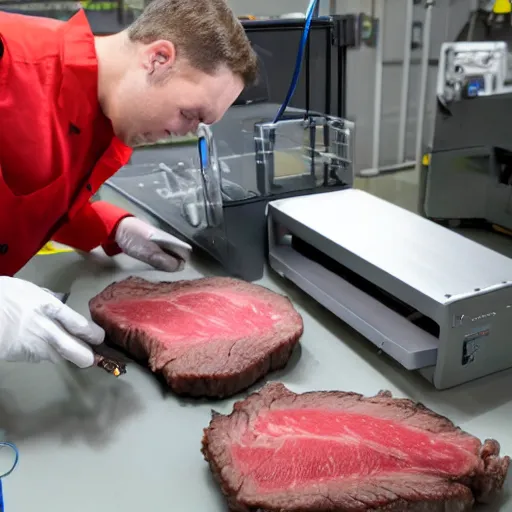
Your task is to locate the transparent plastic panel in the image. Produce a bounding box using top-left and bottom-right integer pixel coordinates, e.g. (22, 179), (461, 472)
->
(106, 123), (229, 263)
(252, 113), (355, 196)
(200, 104), (355, 201)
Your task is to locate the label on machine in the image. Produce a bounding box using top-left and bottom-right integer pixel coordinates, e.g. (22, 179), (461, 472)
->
(462, 324), (491, 366)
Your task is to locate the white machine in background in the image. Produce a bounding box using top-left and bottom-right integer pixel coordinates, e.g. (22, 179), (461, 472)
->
(267, 188), (512, 390)
(420, 38), (512, 231)
(437, 40), (512, 104)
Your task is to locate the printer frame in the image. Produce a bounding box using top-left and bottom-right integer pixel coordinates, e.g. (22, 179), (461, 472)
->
(106, 15), (359, 282)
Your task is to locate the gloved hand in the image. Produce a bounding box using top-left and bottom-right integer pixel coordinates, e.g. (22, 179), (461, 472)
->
(114, 217), (192, 272)
(0, 277), (105, 368)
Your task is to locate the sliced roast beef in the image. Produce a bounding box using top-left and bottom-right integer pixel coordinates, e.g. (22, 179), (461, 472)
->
(88, 277), (303, 398)
(202, 382), (510, 511)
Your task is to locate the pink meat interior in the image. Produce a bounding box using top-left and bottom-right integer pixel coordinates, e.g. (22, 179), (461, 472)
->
(104, 290), (280, 345)
(231, 408), (481, 492)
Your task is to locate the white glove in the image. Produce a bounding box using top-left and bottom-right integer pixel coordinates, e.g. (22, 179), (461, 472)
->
(0, 277), (105, 368)
(114, 217), (192, 272)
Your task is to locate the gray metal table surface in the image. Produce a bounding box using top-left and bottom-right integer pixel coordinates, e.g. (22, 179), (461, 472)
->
(2, 187), (511, 511)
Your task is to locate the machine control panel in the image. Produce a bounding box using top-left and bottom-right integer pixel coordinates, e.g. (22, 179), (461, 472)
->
(437, 41), (512, 105)
(462, 327), (490, 366)
(462, 74), (487, 98)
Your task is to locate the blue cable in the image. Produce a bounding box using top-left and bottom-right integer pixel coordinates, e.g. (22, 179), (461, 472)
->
(0, 443), (19, 480)
(273, 0), (319, 123)
(0, 442), (20, 512)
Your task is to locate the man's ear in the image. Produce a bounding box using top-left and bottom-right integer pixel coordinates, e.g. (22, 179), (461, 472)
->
(143, 40), (176, 76)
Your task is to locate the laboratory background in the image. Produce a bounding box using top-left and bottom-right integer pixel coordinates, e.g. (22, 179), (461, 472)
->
(1, 0), (512, 511)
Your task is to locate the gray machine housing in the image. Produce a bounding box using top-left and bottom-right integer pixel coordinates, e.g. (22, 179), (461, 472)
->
(268, 188), (512, 390)
(421, 40), (512, 230)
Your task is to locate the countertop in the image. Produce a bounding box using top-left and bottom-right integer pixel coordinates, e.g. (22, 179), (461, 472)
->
(2, 187), (511, 511)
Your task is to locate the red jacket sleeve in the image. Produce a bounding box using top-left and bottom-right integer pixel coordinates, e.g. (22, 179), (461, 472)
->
(51, 200), (133, 256)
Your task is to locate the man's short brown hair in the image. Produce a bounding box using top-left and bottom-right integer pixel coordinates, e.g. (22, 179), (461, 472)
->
(127, 0), (258, 87)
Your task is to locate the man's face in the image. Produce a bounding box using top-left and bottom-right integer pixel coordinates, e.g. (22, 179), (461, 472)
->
(111, 40), (244, 147)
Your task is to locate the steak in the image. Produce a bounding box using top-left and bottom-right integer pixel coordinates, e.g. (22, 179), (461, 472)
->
(88, 277), (303, 398)
(201, 382), (510, 511)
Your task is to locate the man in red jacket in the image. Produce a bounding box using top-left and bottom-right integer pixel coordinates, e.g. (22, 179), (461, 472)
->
(0, 0), (258, 369)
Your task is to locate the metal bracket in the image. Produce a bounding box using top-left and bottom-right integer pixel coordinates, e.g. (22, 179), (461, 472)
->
(332, 14), (358, 48)
(253, 113), (355, 195)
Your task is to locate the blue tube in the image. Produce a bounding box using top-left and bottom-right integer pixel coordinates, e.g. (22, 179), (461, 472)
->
(273, 0), (319, 123)
(0, 442), (19, 512)
(198, 136), (208, 168)
(0, 443), (18, 480)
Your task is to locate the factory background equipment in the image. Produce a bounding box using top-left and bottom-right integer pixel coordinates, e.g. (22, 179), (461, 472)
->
(419, 0), (512, 235)
(0, 0), (137, 31)
(358, 0), (436, 177)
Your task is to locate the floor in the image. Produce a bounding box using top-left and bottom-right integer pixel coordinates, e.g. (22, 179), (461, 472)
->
(355, 166), (421, 215)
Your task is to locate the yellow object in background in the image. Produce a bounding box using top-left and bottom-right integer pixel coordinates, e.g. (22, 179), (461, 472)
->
(79, 0), (118, 10)
(37, 242), (74, 256)
(493, 0), (511, 14)
(492, 224), (512, 237)
(135, 132), (198, 148)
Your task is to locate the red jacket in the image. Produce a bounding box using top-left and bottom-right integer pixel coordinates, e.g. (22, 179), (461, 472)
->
(0, 9), (133, 277)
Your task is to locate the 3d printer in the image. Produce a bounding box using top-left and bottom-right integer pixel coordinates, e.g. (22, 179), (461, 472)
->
(105, 16), (358, 281)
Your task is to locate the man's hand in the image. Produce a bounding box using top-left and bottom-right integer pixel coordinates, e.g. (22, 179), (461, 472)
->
(114, 217), (192, 272)
(0, 277), (105, 368)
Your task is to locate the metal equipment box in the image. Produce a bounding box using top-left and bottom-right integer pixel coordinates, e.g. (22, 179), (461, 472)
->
(268, 188), (512, 390)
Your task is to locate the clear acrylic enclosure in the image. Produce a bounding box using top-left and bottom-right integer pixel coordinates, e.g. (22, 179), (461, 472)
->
(106, 124), (230, 263)
(252, 112), (354, 196)
(105, 108), (355, 269)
